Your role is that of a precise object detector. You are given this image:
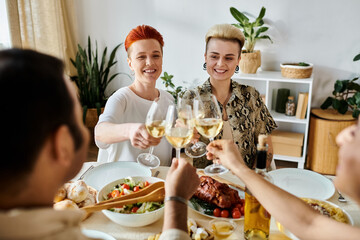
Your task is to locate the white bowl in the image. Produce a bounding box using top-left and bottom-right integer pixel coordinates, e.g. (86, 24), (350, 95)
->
(83, 162), (152, 190)
(97, 176), (165, 227)
(276, 198), (354, 239)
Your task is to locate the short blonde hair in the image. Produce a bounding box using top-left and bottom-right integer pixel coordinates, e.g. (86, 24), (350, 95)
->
(205, 24), (245, 56)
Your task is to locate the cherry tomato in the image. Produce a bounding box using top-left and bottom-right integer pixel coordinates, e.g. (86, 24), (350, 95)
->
(133, 186), (140, 192)
(240, 206), (244, 215)
(235, 203), (242, 210)
(240, 199), (245, 205)
(111, 189), (120, 198)
(122, 184), (130, 190)
(107, 192), (112, 199)
(232, 210), (241, 219)
(213, 208), (221, 217)
(131, 206), (139, 213)
(232, 207), (239, 214)
(144, 181), (150, 187)
(221, 209), (229, 218)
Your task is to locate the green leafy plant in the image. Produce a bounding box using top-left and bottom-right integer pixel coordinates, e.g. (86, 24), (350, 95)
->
(230, 6), (272, 53)
(160, 72), (183, 102)
(70, 36), (130, 122)
(298, 62), (310, 67)
(321, 53), (360, 118)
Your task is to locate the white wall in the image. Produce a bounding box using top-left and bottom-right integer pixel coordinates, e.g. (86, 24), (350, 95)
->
(74, 0), (360, 107)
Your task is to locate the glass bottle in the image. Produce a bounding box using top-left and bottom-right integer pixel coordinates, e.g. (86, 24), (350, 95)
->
(285, 96), (296, 116)
(244, 135), (273, 240)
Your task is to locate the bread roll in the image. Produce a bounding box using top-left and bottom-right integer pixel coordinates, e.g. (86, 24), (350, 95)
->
(67, 180), (89, 203)
(77, 193), (96, 208)
(53, 186), (67, 203)
(53, 199), (79, 210)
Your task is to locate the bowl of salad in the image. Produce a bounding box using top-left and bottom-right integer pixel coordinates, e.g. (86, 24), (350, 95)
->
(97, 176), (165, 227)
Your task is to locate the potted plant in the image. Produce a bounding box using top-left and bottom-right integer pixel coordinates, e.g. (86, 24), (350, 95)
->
(160, 71), (183, 103)
(280, 62), (314, 79)
(230, 6), (273, 74)
(70, 36), (130, 128)
(321, 53), (360, 118)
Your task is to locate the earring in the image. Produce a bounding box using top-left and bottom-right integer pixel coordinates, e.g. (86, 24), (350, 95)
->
(203, 63), (207, 70)
(235, 65), (239, 73)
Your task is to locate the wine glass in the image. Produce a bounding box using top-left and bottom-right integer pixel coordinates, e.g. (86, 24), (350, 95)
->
(178, 89), (207, 158)
(193, 94), (228, 174)
(137, 98), (166, 169)
(165, 104), (194, 159)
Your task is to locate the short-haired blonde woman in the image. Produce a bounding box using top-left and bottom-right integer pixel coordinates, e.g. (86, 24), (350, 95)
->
(95, 25), (174, 165)
(188, 24), (277, 169)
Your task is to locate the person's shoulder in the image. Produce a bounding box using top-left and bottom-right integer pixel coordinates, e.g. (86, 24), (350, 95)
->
(108, 87), (133, 100)
(232, 80), (260, 97)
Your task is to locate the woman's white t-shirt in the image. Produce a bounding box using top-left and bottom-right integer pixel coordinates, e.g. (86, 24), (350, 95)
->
(95, 87), (174, 166)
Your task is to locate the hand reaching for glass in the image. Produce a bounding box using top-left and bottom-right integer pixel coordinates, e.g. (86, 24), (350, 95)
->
(165, 157), (200, 200)
(129, 123), (162, 149)
(206, 139), (246, 171)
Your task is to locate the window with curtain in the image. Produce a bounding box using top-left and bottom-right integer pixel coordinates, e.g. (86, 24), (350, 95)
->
(5, 0), (78, 76)
(0, 0), (11, 49)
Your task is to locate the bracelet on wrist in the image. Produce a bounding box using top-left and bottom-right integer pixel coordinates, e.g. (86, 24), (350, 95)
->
(164, 196), (188, 205)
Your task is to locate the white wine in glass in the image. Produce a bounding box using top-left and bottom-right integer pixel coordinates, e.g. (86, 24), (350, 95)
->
(165, 104), (194, 159)
(194, 94), (228, 175)
(137, 99), (165, 169)
(178, 89), (207, 158)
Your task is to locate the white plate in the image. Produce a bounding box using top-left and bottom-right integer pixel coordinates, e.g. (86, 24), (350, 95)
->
(188, 186), (245, 221)
(82, 161), (151, 190)
(82, 229), (116, 240)
(276, 198), (354, 240)
(268, 168), (335, 200)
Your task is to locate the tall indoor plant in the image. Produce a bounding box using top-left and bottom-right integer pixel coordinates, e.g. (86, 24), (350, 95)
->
(71, 36), (129, 128)
(230, 6), (272, 74)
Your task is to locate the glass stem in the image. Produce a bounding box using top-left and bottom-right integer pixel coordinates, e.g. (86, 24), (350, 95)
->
(145, 146), (154, 161)
(148, 146), (154, 155)
(176, 148), (181, 159)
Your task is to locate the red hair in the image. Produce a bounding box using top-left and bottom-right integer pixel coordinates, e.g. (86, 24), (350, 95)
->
(124, 25), (164, 52)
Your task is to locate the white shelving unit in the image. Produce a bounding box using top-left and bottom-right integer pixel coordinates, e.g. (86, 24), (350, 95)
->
(234, 71), (313, 168)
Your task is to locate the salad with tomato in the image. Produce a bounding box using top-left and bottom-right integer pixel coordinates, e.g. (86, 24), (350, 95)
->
(104, 177), (164, 214)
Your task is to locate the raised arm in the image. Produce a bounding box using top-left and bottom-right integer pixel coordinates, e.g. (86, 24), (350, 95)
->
(95, 122), (160, 149)
(206, 140), (360, 240)
(160, 158), (200, 239)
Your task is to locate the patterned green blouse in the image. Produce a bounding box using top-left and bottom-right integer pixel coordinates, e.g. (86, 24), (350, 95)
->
(184, 79), (277, 169)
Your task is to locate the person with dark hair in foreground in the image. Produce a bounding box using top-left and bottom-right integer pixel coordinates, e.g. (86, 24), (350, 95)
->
(0, 49), (198, 240)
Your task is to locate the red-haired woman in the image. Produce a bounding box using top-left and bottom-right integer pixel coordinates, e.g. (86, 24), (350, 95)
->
(95, 25), (174, 165)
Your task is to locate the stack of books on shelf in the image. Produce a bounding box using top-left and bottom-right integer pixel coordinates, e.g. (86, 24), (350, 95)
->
(295, 92), (309, 119)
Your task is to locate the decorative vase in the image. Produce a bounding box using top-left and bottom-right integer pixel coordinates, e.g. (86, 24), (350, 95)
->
(239, 50), (261, 74)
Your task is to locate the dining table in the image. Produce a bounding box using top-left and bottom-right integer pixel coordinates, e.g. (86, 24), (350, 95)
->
(75, 161), (360, 240)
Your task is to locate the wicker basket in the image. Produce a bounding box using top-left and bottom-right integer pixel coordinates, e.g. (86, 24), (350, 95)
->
(280, 63), (313, 79)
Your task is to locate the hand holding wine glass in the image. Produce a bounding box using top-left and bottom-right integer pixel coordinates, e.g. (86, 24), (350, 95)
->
(165, 104), (194, 159)
(194, 94), (228, 174)
(137, 98), (166, 169)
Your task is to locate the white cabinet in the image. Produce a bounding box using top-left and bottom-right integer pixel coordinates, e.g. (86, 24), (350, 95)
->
(234, 71), (313, 168)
